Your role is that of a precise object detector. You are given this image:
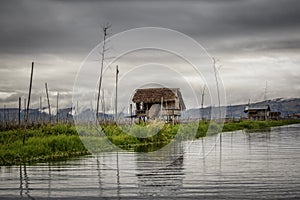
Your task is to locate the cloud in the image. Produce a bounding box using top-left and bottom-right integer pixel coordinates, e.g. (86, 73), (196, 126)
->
(0, 0), (299, 108)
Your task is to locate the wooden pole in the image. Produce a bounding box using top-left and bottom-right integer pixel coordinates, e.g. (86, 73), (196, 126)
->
(160, 97), (163, 120)
(45, 83), (51, 123)
(6, 105), (9, 126)
(76, 100), (79, 122)
(115, 65), (119, 124)
(3, 105), (6, 128)
(18, 97), (21, 128)
(102, 89), (106, 123)
(166, 100), (168, 122)
(23, 98), (26, 123)
(5, 105), (10, 127)
(26, 62), (34, 121)
(1, 105), (3, 128)
(96, 24), (110, 124)
(212, 58), (221, 121)
(229, 104), (233, 120)
(130, 103), (132, 125)
(39, 96), (42, 123)
(23, 62), (34, 144)
(56, 92), (59, 124)
(201, 86), (206, 121)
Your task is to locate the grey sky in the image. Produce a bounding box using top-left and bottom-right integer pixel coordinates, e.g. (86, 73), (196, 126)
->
(0, 0), (300, 110)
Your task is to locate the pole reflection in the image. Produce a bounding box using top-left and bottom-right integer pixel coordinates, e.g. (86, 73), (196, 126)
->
(19, 164), (34, 199)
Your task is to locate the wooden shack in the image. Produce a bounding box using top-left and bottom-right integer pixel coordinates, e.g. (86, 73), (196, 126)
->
(269, 111), (281, 120)
(244, 105), (270, 120)
(132, 88), (186, 123)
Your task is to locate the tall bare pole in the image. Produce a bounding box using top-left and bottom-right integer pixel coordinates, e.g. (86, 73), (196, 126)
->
(39, 96), (42, 123)
(2, 105), (5, 128)
(101, 89), (106, 123)
(6, 105), (9, 124)
(56, 92), (59, 124)
(76, 100), (79, 122)
(115, 65), (119, 124)
(229, 104), (233, 120)
(26, 62), (34, 121)
(3, 105), (6, 128)
(160, 97), (163, 119)
(45, 82), (51, 123)
(130, 104), (132, 125)
(96, 23), (111, 124)
(201, 86), (206, 121)
(18, 97), (21, 128)
(23, 98), (26, 122)
(23, 62), (34, 144)
(212, 58), (221, 121)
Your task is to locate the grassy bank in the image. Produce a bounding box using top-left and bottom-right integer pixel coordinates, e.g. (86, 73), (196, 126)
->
(1, 119), (300, 166)
(0, 124), (89, 166)
(222, 119), (300, 133)
(98, 119), (300, 150)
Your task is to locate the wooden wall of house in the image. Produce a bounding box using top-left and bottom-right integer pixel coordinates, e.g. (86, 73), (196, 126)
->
(248, 110), (270, 120)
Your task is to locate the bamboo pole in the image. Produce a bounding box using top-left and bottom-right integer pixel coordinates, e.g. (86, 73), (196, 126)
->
(18, 97), (21, 128)
(201, 86), (206, 121)
(45, 83), (51, 123)
(115, 65), (119, 124)
(26, 62), (34, 121)
(3, 105), (6, 128)
(130, 103), (132, 125)
(76, 100), (79, 122)
(23, 98), (26, 123)
(1, 105), (3, 128)
(56, 92), (59, 124)
(96, 24), (110, 124)
(23, 62), (34, 144)
(212, 58), (221, 121)
(102, 89), (106, 123)
(39, 96), (42, 123)
(160, 97), (163, 120)
(6, 105), (9, 126)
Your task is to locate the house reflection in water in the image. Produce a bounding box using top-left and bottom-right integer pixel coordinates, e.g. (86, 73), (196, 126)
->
(135, 141), (185, 197)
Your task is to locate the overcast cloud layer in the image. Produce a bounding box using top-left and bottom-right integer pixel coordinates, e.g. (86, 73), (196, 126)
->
(0, 0), (300, 110)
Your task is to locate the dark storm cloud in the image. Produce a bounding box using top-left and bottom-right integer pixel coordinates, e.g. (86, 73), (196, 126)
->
(0, 0), (299, 55)
(213, 0), (300, 29)
(0, 0), (100, 55)
(0, 0), (300, 107)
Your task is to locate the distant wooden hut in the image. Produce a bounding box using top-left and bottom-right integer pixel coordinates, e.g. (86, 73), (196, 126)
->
(132, 88), (186, 123)
(292, 113), (300, 119)
(269, 111), (281, 120)
(244, 105), (270, 120)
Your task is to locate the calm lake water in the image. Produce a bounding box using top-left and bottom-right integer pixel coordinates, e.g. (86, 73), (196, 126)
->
(1, 124), (300, 199)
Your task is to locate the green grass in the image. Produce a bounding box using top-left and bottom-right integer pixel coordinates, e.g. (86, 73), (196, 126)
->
(0, 124), (89, 166)
(1, 119), (300, 166)
(222, 119), (300, 133)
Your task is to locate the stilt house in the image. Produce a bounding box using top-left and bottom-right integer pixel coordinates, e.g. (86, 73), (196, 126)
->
(132, 88), (185, 122)
(244, 105), (270, 120)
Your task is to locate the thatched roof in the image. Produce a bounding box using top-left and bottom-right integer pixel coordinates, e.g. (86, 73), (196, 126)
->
(132, 88), (186, 110)
(244, 105), (270, 113)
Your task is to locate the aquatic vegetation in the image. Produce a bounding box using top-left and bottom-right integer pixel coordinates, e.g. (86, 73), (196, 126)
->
(1, 119), (300, 165)
(0, 124), (88, 166)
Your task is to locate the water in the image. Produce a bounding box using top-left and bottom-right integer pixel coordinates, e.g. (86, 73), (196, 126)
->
(1, 124), (300, 199)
